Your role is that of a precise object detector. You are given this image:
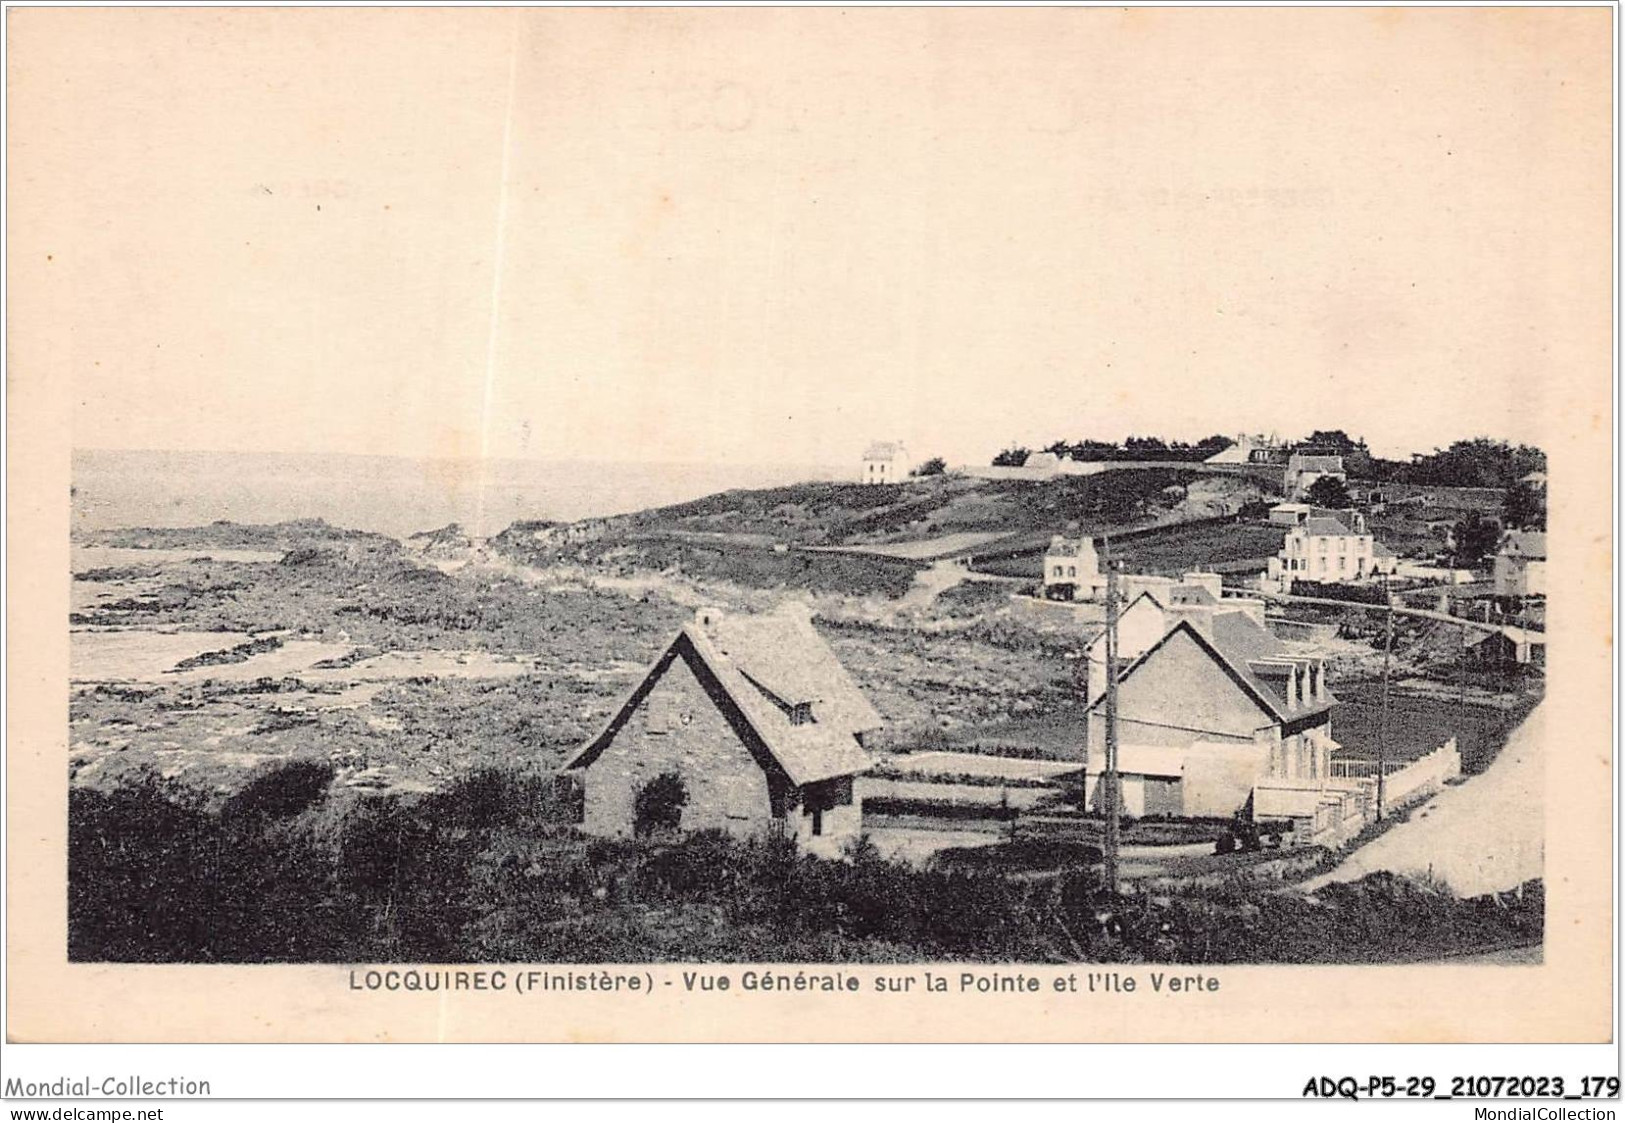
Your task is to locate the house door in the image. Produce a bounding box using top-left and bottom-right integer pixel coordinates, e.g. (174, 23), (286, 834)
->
(1142, 777), (1183, 818)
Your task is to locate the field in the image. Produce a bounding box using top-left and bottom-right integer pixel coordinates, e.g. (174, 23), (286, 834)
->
(492, 470), (1275, 599)
(1110, 521), (1286, 574)
(1330, 683), (1542, 774)
(968, 520), (1285, 581)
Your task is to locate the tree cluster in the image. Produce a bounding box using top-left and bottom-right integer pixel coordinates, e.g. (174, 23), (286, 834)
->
(1373, 438), (1547, 489)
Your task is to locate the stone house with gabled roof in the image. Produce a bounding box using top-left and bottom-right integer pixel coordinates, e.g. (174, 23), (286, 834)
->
(561, 605), (881, 857)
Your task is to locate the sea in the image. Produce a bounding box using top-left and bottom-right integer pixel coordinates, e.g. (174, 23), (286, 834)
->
(71, 449), (847, 540)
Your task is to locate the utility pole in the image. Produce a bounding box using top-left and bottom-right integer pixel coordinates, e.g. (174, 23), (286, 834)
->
(1102, 549), (1121, 897)
(1459, 619), (1469, 715)
(1377, 575), (1394, 820)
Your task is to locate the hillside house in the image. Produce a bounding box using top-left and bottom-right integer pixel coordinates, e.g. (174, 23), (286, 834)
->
(561, 606), (882, 858)
(1206, 433), (1286, 465)
(1043, 535), (1106, 601)
(1420, 623), (1546, 670)
(1284, 453), (1346, 500)
(1493, 530), (1546, 600)
(1080, 607), (1343, 823)
(860, 441), (912, 485)
(1265, 512), (1378, 592)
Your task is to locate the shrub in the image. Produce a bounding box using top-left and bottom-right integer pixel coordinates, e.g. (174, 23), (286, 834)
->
(220, 758), (334, 822)
(633, 772), (688, 836)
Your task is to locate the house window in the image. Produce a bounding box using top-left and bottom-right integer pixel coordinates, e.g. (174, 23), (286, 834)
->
(790, 702), (814, 726)
(1052, 566), (1063, 578)
(644, 693), (674, 734)
(811, 807), (823, 836)
(1068, 566), (1077, 578)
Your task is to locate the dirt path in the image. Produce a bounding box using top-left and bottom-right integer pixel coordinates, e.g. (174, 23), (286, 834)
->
(1304, 705), (1543, 897)
(898, 558), (971, 609)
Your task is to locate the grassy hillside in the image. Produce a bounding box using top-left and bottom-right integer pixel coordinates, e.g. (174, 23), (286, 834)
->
(609, 469), (1238, 547)
(488, 469), (1275, 599)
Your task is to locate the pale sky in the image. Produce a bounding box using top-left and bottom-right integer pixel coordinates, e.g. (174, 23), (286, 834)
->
(13, 7), (1610, 466)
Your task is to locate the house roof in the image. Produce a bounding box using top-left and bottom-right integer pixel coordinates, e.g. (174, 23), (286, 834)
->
(862, 441), (906, 461)
(1046, 535), (1095, 558)
(1166, 584), (1218, 607)
(1501, 625), (1546, 646)
(1087, 612), (1335, 727)
(703, 611), (884, 735)
(1289, 454), (1345, 472)
(563, 611), (879, 787)
(1500, 530), (1546, 559)
(1301, 516), (1360, 537)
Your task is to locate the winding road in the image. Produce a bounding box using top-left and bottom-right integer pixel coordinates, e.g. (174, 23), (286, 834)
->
(1304, 705), (1543, 897)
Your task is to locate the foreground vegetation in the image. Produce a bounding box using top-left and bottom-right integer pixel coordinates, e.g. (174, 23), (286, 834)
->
(69, 762), (1543, 965)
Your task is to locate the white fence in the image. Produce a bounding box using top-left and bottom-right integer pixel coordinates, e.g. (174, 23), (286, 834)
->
(1378, 738), (1462, 811)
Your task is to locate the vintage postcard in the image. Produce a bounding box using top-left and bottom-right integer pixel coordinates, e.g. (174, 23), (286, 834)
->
(5, 6), (1614, 1046)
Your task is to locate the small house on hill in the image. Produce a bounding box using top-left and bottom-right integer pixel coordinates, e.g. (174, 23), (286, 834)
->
(561, 606), (882, 858)
(1043, 535), (1105, 601)
(1494, 530), (1546, 601)
(860, 440), (912, 485)
(1284, 453), (1346, 500)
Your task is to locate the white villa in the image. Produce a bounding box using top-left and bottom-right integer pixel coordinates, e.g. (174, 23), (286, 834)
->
(1042, 535), (1106, 601)
(1265, 512), (1380, 591)
(1494, 530), (1547, 600)
(860, 441), (912, 485)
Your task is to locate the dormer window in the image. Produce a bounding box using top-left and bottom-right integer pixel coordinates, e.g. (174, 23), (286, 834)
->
(790, 702), (814, 726)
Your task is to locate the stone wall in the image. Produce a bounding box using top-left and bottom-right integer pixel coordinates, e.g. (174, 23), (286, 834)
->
(580, 652), (774, 839)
